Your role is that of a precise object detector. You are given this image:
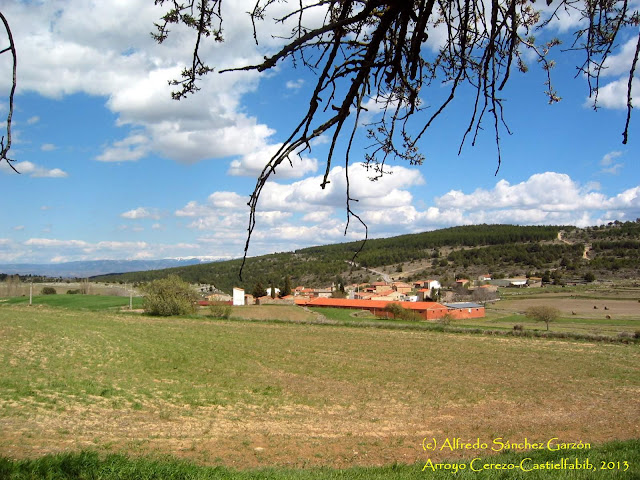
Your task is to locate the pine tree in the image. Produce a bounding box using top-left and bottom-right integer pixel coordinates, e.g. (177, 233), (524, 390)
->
(252, 282), (266, 298)
(281, 275), (292, 297)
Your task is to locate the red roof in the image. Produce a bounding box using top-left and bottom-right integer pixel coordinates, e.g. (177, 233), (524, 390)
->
(374, 289), (396, 296)
(295, 297), (447, 311)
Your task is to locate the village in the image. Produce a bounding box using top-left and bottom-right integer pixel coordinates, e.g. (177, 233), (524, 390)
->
(200, 275), (547, 321)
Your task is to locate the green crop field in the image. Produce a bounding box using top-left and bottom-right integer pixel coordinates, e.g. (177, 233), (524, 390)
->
(0, 294), (144, 311)
(0, 302), (638, 477)
(2, 440), (639, 479)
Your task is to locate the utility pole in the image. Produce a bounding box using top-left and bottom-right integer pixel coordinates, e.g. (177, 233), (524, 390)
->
(29, 281), (32, 306)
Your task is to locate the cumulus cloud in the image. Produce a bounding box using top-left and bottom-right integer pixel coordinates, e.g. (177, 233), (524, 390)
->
(228, 143), (318, 178)
(175, 163), (426, 250)
(584, 37), (639, 110)
(436, 172), (606, 212)
(96, 133), (150, 162)
(258, 163), (425, 212)
(177, 170), (639, 248)
(432, 172), (640, 227)
(0, 0), (323, 167)
(4, 161), (68, 178)
(590, 76), (638, 109)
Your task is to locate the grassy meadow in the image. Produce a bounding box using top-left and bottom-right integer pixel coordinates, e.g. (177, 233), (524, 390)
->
(0, 294), (144, 311)
(1, 296), (639, 477)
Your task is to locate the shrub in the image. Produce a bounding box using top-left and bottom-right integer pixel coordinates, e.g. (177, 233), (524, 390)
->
(513, 324), (523, 331)
(67, 289), (82, 295)
(209, 302), (232, 319)
(384, 303), (423, 321)
(141, 275), (198, 316)
(41, 286), (56, 295)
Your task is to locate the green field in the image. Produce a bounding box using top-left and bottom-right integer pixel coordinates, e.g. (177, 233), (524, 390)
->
(2, 440), (639, 479)
(0, 300), (639, 475)
(0, 294), (144, 311)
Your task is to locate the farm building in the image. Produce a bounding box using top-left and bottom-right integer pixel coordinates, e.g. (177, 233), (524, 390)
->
(295, 297), (485, 320)
(443, 302), (486, 319)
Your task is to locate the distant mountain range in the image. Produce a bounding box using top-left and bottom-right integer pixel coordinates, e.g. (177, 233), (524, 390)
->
(0, 258), (205, 278)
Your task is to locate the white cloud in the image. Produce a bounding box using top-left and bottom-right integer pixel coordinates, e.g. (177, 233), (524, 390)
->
(208, 191), (246, 209)
(590, 76), (638, 109)
(601, 151), (623, 166)
(228, 143), (318, 178)
(601, 163), (624, 175)
(96, 133), (150, 162)
(27, 116), (40, 125)
(1, 0), (321, 167)
(599, 150), (625, 175)
(6, 161), (68, 178)
(175, 163), (427, 250)
(120, 207), (162, 220)
(604, 186), (640, 210)
(601, 37), (640, 78)
(285, 79), (304, 90)
(582, 37), (640, 110)
(41, 143), (57, 151)
(25, 238), (90, 248)
(257, 163), (425, 213)
(430, 172), (640, 227)
(436, 172), (606, 212)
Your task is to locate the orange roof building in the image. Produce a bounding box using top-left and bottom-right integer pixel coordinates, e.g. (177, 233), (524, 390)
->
(294, 297), (484, 320)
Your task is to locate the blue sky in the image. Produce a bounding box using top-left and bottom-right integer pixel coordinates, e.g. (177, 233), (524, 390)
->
(0, 0), (639, 264)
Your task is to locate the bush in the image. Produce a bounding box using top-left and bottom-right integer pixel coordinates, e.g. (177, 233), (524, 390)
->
(141, 275), (198, 316)
(67, 289), (82, 294)
(438, 313), (454, 325)
(41, 287), (56, 295)
(384, 303), (423, 321)
(209, 302), (232, 319)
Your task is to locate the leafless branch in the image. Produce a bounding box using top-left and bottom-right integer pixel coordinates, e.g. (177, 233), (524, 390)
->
(0, 11), (18, 173)
(153, 0), (639, 278)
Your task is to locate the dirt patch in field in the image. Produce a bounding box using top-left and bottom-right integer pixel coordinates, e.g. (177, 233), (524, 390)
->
(1, 393), (637, 469)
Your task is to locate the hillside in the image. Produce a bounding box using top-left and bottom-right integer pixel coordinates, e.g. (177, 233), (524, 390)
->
(92, 222), (640, 293)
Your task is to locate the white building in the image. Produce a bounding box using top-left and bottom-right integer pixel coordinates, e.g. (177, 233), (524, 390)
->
(232, 287), (245, 306)
(266, 287), (280, 297)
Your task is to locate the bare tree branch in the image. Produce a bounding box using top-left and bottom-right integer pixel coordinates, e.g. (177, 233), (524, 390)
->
(153, 0), (639, 278)
(0, 11), (19, 174)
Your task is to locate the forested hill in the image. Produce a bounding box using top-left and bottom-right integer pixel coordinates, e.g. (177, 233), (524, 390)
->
(297, 224), (563, 267)
(92, 222), (640, 293)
